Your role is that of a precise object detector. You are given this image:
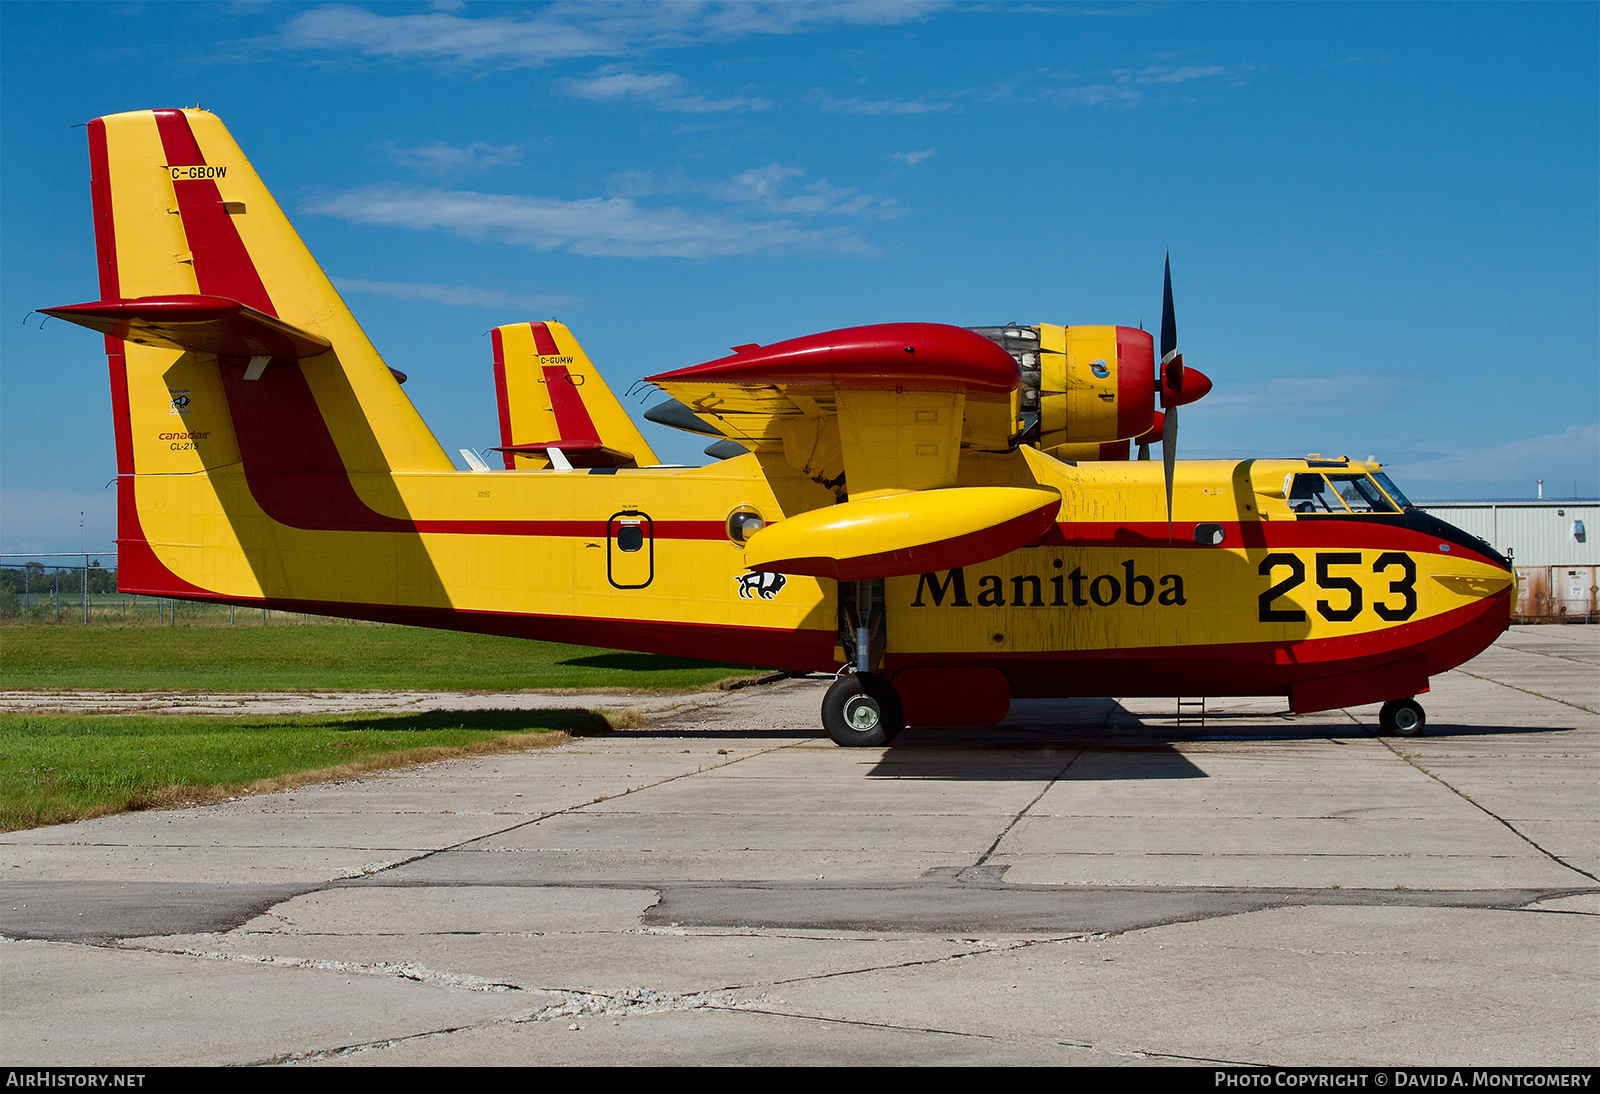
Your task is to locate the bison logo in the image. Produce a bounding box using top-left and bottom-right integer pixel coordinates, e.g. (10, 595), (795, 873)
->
(738, 572), (787, 600)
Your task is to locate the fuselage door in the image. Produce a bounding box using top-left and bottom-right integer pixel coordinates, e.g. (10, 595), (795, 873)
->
(607, 510), (654, 589)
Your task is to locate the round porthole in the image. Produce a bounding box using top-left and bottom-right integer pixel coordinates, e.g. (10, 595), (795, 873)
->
(1194, 523), (1225, 546)
(727, 507), (765, 545)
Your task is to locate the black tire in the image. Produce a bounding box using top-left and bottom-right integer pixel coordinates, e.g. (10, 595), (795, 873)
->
(1379, 698), (1426, 737)
(821, 672), (904, 747)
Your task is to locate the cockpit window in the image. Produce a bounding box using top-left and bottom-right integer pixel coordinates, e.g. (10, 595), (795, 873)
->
(1328, 474), (1399, 513)
(1370, 471), (1414, 510)
(1288, 473), (1343, 513)
(1289, 472), (1403, 515)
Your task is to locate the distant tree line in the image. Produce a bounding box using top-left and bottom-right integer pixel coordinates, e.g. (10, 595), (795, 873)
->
(0, 563), (118, 595)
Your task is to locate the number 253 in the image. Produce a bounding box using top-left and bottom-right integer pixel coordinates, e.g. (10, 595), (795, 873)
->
(1258, 552), (1417, 623)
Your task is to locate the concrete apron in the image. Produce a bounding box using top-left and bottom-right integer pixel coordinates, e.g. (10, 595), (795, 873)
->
(2, 626), (1596, 1066)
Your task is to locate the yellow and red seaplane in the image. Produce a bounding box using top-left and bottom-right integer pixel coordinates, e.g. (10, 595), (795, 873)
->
(43, 109), (1514, 745)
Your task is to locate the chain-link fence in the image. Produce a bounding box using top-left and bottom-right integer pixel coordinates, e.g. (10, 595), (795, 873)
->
(0, 553), (350, 626)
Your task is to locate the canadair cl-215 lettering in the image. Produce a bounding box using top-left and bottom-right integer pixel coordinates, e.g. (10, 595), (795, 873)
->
(43, 110), (1515, 745)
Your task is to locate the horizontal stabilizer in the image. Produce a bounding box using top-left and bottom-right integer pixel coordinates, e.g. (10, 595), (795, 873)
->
(492, 440), (636, 468)
(42, 295), (332, 359)
(491, 439), (637, 469)
(743, 486), (1061, 581)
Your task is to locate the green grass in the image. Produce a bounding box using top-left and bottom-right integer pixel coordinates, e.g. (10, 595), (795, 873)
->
(0, 624), (766, 692)
(0, 708), (610, 830)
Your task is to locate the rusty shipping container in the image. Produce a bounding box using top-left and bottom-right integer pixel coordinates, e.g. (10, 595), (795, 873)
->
(1513, 565), (1599, 623)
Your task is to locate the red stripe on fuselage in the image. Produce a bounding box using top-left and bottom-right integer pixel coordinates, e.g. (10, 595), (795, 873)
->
(887, 589), (1510, 699)
(111, 589), (841, 672)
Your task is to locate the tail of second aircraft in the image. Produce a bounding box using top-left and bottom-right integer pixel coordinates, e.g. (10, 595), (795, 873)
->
(44, 108), (455, 598)
(491, 321), (659, 469)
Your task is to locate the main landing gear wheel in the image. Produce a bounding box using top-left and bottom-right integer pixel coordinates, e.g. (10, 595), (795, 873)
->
(822, 672), (904, 747)
(1379, 698), (1426, 737)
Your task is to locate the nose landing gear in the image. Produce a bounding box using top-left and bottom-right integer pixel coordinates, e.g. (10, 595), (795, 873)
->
(1378, 698), (1426, 736)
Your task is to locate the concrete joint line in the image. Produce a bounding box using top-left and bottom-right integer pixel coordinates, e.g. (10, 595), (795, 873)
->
(1375, 737), (1599, 884)
(112, 940), (530, 992)
(350, 736), (814, 879)
(970, 704), (1113, 869)
(708, 1004), (1259, 1066)
(247, 985), (776, 1066)
(755, 936), (1086, 989)
(1453, 668), (1599, 714)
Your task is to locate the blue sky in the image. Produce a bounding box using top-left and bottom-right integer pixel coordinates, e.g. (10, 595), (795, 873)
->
(3, 1), (1596, 554)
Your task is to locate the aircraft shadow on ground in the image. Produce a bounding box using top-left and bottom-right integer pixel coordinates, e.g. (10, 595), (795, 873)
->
(322, 709), (613, 735)
(559, 653), (761, 673)
(857, 704), (1576, 780)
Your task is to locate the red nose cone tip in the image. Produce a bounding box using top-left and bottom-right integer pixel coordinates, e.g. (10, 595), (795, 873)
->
(647, 322), (1021, 394)
(1162, 366), (1212, 407)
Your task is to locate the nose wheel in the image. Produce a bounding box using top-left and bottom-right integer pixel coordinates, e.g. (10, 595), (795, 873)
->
(1378, 698), (1426, 736)
(822, 672), (904, 747)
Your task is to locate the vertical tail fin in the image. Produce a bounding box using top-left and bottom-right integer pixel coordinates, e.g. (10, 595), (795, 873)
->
(63, 108), (452, 479)
(46, 108), (456, 597)
(491, 321), (660, 469)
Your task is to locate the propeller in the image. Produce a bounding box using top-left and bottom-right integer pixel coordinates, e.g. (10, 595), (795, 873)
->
(1153, 255), (1214, 536)
(1159, 253), (1181, 539)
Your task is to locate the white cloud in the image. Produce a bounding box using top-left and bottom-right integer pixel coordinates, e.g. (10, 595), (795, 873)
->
(1199, 371), (1413, 419)
(809, 93), (954, 115)
(608, 163), (904, 219)
(1037, 61), (1252, 107)
(1128, 64), (1228, 84)
(334, 278), (582, 312)
(303, 186), (873, 258)
(385, 141), (523, 176)
(1051, 83), (1143, 107)
(279, 2), (948, 68)
(892, 149), (935, 165)
(557, 66), (770, 112)
(1386, 424), (1600, 493)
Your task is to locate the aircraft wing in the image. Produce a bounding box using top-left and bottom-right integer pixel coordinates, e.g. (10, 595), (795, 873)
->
(648, 323), (1060, 579)
(649, 323), (1021, 488)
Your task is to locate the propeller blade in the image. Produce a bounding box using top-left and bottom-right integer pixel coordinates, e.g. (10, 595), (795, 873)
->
(1160, 253), (1178, 365)
(1162, 403), (1178, 540)
(1160, 257), (1184, 402)
(1159, 254), (1180, 539)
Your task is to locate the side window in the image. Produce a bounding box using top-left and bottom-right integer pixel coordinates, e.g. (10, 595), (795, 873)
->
(1288, 474), (1345, 514)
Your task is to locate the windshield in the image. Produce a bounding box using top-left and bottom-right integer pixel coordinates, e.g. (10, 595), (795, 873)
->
(1370, 471), (1414, 510)
(1328, 474), (1399, 513)
(1288, 472), (1403, 515)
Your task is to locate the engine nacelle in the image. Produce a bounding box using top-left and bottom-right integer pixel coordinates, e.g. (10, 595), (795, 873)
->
(970, 323), (1157, 455)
